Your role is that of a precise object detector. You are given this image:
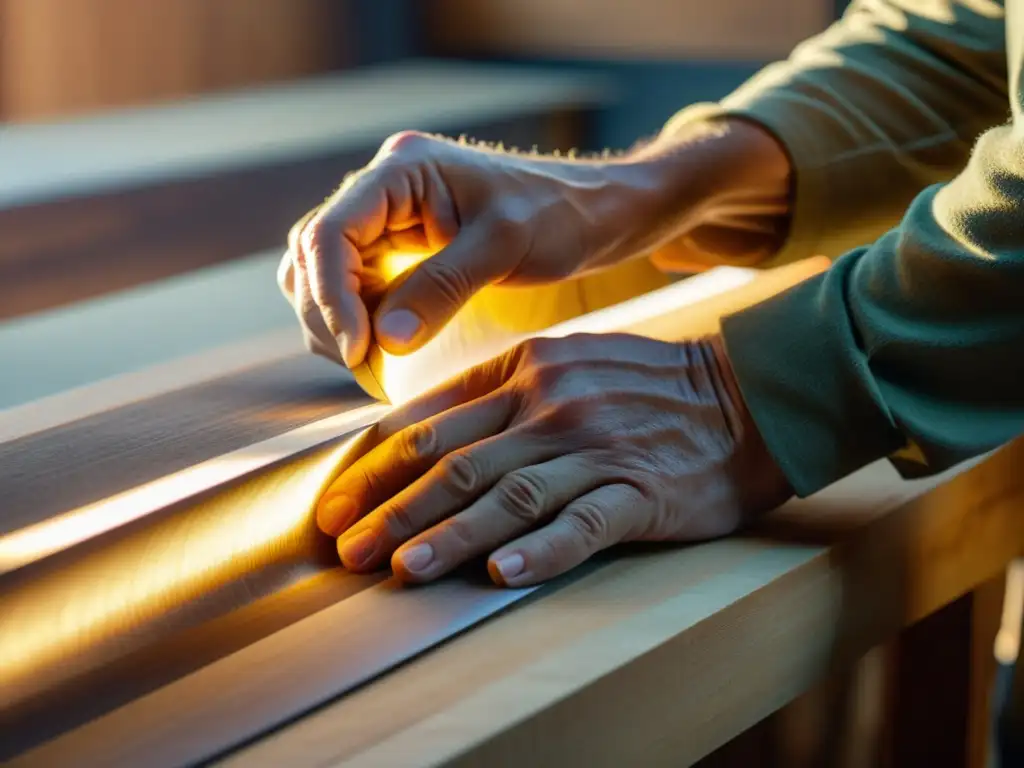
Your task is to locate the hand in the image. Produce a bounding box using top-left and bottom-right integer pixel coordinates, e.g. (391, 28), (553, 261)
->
(279, 120), (792, 368)
(278, 132), (651, 368)
(316, 332), (792, 587)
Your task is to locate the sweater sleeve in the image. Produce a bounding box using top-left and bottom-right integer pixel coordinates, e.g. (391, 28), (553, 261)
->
(665, 0), (1008, 264)
(722, 114), (1024, 495)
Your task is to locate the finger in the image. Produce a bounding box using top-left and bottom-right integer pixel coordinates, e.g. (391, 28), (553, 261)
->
(276, 249), (296, 303)
(375, 339), (521, 435)
(291, 248), (345, 365)
(306, 153), (441, 365)
(392, 455), (605, 583)
(334, 422), (567, 573)
(302, 166), (411, 367)
(372, 219), (521, 355)
(317, 387), (515, 536)
(488, 483), (645, 587)
(419, 159), (461, 249)
(317, 343), (524, 532)
(284, 210), (346, 363)
(301, 208), (371, 367)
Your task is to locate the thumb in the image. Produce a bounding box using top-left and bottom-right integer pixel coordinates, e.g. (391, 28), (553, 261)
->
(372, 221), (518, 354)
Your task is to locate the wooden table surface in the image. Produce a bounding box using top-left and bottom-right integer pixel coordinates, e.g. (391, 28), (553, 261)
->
(4, 258), (1021, 767)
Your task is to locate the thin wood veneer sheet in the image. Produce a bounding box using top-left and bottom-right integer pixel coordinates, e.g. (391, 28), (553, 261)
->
(5, 259), (828, 765)
(1, 423), (537, 765)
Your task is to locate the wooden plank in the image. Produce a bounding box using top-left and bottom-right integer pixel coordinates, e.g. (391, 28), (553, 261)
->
(6, 255), (1023, 767)
(0, 0), (352, 121)
(221, 440), (1024, 768)
(426, 0), (833, 61)
(0, 261), (779, 561)
(0, 260), (807, 762)
(0, 61), (611, 318)
(0, 353), (368, 538)
(0, 251), (296, 410)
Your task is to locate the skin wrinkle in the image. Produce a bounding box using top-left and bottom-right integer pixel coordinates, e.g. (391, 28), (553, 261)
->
(317, 332), (788, 586)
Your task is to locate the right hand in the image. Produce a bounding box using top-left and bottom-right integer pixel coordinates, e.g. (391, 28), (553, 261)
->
(279, 122), (792, 368)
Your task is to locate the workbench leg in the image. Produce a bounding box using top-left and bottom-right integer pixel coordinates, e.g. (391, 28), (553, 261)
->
(694, 649), (888, 768)
(997, 561), (1024, 768)
(883, 573), (1006, 768)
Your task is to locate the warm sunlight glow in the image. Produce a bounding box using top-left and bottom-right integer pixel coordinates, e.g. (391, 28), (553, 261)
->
(373, 259), (756, 406)
(0, 416), (385, 705)
(377, 249), (427, 283)
(0, 259), (762, 706)
(0, 404), (389, 574)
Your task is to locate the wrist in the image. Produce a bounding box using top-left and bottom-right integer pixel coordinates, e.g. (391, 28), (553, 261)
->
(606, 117), (794, 267)
(705, 333), (793, 517)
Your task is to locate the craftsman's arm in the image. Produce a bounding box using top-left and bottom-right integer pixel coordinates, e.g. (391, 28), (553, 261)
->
(719, 101), (1024, 494)
(656, 0), (1008, 268)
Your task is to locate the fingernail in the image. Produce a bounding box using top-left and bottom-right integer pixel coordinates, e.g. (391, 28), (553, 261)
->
(493, 553), (525, 583)
(318, 495), (355, 535)
(336, 332), (353, 366)
(377, 309), (423, 346)
(398, 542), (434, 573)
(338, 529), (377, 569)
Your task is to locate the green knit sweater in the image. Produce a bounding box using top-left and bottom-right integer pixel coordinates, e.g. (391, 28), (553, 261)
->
(671, 0), (1024, 495)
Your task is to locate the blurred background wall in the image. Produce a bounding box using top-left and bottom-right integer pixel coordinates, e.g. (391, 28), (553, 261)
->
(0, 0), (351, 121)
(0, 0), (848, 147)
(0, 0), (851, 387)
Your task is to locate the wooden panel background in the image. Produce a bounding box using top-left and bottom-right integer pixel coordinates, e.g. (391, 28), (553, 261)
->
(426, 0), (833, 61)
(0, 0), (352, 122)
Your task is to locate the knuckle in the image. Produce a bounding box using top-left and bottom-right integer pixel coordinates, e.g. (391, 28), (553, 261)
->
(442, 515), (476, 548)
(437, 451), (480, 496)
(563, 503), (609, 545)
(302, 215), (331, 260)
(532, 398), (588, 441)
(530, 360), (570, 392)
(515, 339), (564, 383)
(494, 471), (546, 523)
(420, 259), (474, 307)
(380, 129), (429, 156)
(518, 360), (577, 404)
(352, 465), (383, 500)
(399, 422), (438, 463)
(382, 503), (416, 539)
(521, 336), (560, 364)
(287, 207), (318, 253)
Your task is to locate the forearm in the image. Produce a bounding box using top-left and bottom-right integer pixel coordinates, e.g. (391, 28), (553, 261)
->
(605, 117), (793, 271)
(664, 0), (1008, 265)
(721, 117), (1024, 496)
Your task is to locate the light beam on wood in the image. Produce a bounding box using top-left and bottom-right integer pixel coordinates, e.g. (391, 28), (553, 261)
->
(3, 258), (827, 763)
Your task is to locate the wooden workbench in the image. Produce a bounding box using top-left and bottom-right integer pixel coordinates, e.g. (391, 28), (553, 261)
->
(4, 257), (1021, 767)
(2, 63), (1020, 766)
(216, 444), (1022, 766)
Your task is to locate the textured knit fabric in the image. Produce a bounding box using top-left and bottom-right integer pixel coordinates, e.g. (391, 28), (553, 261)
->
(667, 0), (1024, 495)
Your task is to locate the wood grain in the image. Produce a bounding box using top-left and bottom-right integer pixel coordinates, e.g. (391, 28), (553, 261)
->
(7, 256), (1020, 767)
(0, 260), (812, 545)
(0, 328), (304, 442)
(2, 259), (820, 764)
(0, 353), (365, 536)
(12, 442), (1008, 767)
(222, 440), (1024, 768)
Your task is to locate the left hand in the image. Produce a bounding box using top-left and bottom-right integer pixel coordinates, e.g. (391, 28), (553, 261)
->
(317, 332), (792, 587)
